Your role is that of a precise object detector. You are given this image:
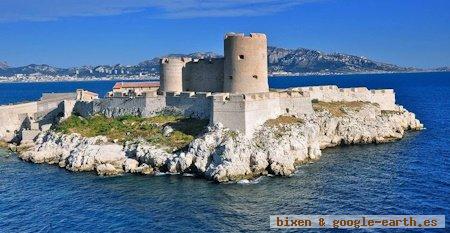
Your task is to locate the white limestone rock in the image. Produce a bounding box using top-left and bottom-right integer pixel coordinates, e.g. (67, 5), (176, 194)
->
(20, 132), (126, 175)
(18, 102), (423, 183)
(312, 104), (423, 148)
(163, 125), (174, 137)
(123, 158), (139, 173)
(96, 163), (122, 176)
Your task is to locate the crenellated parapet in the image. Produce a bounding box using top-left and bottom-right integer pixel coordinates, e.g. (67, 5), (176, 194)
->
(290, 85), (396, 110)
(211, 90), (313, 135)
(224, 32), (267, 39)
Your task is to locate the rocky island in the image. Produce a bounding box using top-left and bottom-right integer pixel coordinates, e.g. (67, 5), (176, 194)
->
(0, 32), (423, 183)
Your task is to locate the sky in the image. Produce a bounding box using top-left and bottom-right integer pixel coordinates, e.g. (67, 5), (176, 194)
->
(0, 0), (449, 69)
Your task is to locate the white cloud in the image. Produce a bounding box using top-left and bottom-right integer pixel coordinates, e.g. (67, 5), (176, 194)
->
(0, 0), (316, 22)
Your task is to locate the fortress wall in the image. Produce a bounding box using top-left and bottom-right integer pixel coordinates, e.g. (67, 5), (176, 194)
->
(212, 91), (314, 135)
(165, 92), (212, 119)
(278, 94), (314, 117)
(0, 92), (79, 141)
(370, 89), (396, 110)
(73, 101), (95, 118)
(41, 92), (77, 101)
(211, 93), (246, 133)
(35, 98), (65, 122)
(184, 58), (224, 92)
(296, 85), (396, 110)
(92, 96), (166, 118)
(62, 100), (77, 119)
(243, 95), (281, 135)
(0, 102), (38, 141)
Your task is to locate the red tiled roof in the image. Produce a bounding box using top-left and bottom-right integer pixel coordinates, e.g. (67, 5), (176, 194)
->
(113, 82), (160, 89)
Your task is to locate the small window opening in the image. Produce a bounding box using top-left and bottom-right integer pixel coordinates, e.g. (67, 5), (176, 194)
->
(229, 76), (233, 79)
(239, 55), (245, 60)
(286, 108), (290, 113)
(253, 75), (258, 79)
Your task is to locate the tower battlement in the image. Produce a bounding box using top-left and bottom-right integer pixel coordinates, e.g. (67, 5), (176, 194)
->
(191, 57), (224, 64)
(224, 32), (266, 39)
(160, 57), (192, 64)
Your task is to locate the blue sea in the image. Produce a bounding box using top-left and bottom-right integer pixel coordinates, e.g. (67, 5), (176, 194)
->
(0, 72), (449, 232)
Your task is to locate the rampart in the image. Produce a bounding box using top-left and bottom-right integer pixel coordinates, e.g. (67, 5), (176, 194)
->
(0, 92), (79, 142)
(87, 92), (166, 118)
(165, 92), (213, 119)
(212, 91), (313, 135)
(292, 85), (396, 110)
(183, 58), (224, 92)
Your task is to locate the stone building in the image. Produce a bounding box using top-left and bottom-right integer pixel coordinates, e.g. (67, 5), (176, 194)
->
(109, 82), (160, 97)
(159, 33), (268, 94)
(0, 32), (400, 142)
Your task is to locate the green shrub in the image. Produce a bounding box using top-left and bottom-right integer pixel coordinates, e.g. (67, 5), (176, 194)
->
(55, 114), (208, 151)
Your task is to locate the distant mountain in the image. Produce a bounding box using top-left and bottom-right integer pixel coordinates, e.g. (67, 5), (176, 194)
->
(0, 61), (9, 69)
(433, 66), (450, 72)
(268, 46), (416, 74)
(0, 48), (421, 77)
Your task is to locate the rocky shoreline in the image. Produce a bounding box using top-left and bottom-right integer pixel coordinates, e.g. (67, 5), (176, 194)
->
(16, 103), (423, 183)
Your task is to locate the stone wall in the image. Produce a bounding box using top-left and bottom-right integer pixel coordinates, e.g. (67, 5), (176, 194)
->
(0, 102), (37, 141)
(91, 95), (166, 118)
(0, 93), (78, 141)
(212, 91), (313, 135)
(293, 85), (396, 110)
(165, 92), (212, 119)
(184, 58), (224, 92)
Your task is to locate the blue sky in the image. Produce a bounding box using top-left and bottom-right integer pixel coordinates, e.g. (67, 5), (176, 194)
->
(0, 0), (449, 68)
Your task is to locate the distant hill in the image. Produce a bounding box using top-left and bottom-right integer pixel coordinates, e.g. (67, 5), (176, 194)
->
(268, 46), (416, 74)
(0, 48), (421, 77)
(433, 66), (450, 72)
(0, 61), (9, 69)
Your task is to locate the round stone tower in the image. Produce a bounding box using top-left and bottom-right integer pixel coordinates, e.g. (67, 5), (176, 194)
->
(223, 33), (268, 93)
(159, 57), (191, 92)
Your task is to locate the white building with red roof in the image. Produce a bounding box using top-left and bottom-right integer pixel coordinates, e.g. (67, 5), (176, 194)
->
(109, 81), (160, 97)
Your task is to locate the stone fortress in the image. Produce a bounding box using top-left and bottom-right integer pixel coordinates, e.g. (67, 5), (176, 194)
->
(0, 32), (397, 143)
(160, 33), (268, 93)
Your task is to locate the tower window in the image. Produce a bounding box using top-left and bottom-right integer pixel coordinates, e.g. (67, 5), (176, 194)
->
(239, 55), (245, 60)
(229, 76), (233, 79)
(253, 75), (258, 79)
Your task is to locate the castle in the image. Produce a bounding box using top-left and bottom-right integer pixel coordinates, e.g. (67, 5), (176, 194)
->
(0, 32), (397, 143)
(159, 33), (269, 93)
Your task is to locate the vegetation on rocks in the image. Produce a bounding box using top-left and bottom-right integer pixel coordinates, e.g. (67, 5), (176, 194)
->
(0, 140), (8, 149)
(381, 110), (403, 115)
(55, 114), (209, 151)
(312, 101), (375, 117)
(265, 115), (304, 127)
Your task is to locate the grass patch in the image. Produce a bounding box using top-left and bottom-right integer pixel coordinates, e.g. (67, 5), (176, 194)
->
(265, 115), (304, 127)
(381, 110), (402, 115)
(0, 140), (9, 149)
(55, 114), (209, 151)
(312, 101), (373, 117)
